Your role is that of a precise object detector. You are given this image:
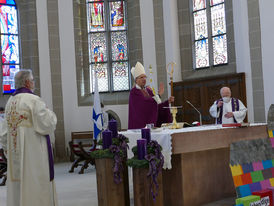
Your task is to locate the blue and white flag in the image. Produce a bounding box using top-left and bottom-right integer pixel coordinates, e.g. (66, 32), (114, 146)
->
(92, 74), (103, 140)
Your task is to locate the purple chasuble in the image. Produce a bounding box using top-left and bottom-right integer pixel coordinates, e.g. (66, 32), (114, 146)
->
(13, 87), (54, 181)
(216, 97), (240, 124)
(128, 87), (172, 129)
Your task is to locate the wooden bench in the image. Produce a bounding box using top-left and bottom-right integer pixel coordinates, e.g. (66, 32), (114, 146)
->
(69, 131), (96, 174)
(0, 148), (7, 186)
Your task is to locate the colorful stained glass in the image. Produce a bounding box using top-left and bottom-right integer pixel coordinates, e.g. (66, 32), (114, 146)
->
(2, 64), (19, 93)
(193, 0), (206, 11)
(109, 1), (126, 31)
(194, 10), (208, 40)
(213, 35), (227, 65)
(90, 63), (109, 92)
(0, 0), (16, 5)
(111, 31), (127, 61)
(211, 4), (226, 36)
(0, 5), (18, 34)
(89, 33), (107, 63)
(88, 0), (103, 2)
(87, 2), (105, 32)
(210, 0), (224, 6)
(112, 62), (129, 91)
(1, 34), (19, 64)
(195, 39), (209, 68)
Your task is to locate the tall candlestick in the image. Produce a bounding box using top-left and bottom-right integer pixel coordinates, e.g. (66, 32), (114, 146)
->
(108, 119), (118, 138)
(141, 128), (151, 142)
(102, 130), (112, 149)
(137, 139), (147, 160)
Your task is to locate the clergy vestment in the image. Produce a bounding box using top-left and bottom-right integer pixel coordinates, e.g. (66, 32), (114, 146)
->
(209, 97), (247, 124)
(0, 88), (58, 206)
(128, 86), (172, 129)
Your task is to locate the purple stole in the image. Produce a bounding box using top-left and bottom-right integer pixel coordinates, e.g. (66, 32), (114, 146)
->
(216, 97), (239, 124)
(12, 87), (54, 181)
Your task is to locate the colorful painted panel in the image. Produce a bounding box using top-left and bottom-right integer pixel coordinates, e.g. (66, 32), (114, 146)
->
(230, 138), (274, 198)
(111, 31), (127, 61)
(213, 35), (227, 65)
(2, 64), (19, 93)
(0, 0), (16, 5)
(112, 62), (129, 91)
(210, 0), (224, 6)
(1, 34), (19, 64)
(194, 9), (208, 40)
(87, 2), (105, 32)
(195, 39), (209, 68)
(192, 0), (206, 11)
(109, 1), (125, 31)
(0, 5), (18, 34)
(90, 63), (108, 92)
(211, 4), (226, 36)
(89, 33), (107, 63)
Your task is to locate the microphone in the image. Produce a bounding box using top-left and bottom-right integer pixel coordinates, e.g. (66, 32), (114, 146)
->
(186, 100), (202, 126)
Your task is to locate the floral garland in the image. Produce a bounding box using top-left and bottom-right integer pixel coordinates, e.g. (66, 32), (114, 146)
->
(127, 140), (164, 200)
(91, 134), (129, 184)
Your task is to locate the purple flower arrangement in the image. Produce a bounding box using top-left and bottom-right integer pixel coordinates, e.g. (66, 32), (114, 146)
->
(90, 120), (129, 185)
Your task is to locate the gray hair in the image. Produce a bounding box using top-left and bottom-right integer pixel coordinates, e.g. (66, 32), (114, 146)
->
(14, 69), (33, 89)
(220, 86), (231, 96)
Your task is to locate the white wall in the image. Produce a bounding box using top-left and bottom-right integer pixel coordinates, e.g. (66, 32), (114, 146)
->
(163, 0), (182, 97)
(232, 0), (254, 122)
(140, 0), (158, 91)
(58, 0), (129, 149)
(259, 0), (274, 119)
(36, 0), (53, 110)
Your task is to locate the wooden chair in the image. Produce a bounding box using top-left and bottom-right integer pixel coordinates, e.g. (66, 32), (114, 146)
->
(68, 139), (97, 174)
(0, 148), (7, 186)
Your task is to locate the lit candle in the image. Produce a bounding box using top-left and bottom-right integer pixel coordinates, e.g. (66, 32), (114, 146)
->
(108, 119), (118, 138)
(137, 139), (147, 160)
(102, 130), (112, 149)
(141, 128), (151, 142)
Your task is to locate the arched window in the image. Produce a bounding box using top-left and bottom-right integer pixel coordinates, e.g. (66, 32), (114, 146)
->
(192, 0), (227, 69)
(0, 0), (20, 94)
(86, 0), (130, 93)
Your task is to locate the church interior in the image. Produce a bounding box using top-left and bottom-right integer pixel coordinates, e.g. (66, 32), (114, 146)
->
(1, 0), (274, 205)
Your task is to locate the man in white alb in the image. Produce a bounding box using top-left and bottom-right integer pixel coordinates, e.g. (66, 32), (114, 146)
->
(0, 69), (58, 206)
(209, 87), (247, 124)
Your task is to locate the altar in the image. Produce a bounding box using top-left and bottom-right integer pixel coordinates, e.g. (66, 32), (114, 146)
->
(121, 123), (268, 206)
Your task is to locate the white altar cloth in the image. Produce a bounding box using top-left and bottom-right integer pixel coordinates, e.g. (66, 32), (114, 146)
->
(120, 123), (266, 169)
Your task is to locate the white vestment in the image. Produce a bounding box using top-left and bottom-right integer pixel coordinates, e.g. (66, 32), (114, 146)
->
(0, 93), (58, 206)
(209, 98), (247, 124)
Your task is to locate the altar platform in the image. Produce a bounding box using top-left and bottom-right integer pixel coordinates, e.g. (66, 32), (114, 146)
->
(121, 123), (268, 206)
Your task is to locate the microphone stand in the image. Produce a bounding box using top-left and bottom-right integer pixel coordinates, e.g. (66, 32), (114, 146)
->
(186, 100), (202, 126)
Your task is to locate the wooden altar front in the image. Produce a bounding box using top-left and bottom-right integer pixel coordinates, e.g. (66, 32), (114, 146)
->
(162, 124), (268, 206)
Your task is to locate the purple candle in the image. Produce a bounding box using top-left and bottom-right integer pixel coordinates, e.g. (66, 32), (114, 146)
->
(137, 139), (147, 160)
(102, 130), (112, 149)
(141, 128), (151, 142)
(108, 119), (118, 138)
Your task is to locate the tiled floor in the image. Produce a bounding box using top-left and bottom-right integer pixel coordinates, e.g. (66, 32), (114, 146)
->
(0, 162), (235, 206)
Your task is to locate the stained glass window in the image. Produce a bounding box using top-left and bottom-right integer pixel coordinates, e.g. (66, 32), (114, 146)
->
(211, 4), (226, 36)
(192, 0), (228, 69)
(112, 62), (129, 91)
(210, 0), (224, 6)
(87, 0), (129, 93)
(194, 10), (208, 40)
(0, 1), (20, 94)
(213, 35), (227, 65)
(111, 31), (127, 61)
(195, 40), (209, 68)
(192, 0), (206, 11)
